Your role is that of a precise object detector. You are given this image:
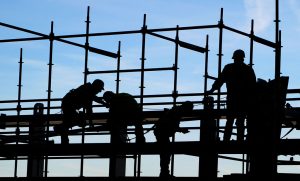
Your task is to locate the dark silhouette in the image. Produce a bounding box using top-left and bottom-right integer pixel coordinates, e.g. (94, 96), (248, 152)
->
(54, 79), (106, 144)
(154, 101), (194, 178)
(102, 91), (145, 145)
(247, 77), (289, 177)
(207, 49), (256, 142)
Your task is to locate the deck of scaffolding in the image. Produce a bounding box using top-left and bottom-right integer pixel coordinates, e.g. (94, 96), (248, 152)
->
(1, 0), (300, 180)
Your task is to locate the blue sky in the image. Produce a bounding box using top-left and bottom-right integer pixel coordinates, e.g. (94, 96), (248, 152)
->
(0, 0), (299, 177)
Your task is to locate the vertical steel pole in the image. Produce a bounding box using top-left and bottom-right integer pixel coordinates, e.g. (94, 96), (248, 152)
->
(217, 8), (224, 139)
(204, 35), (209, 94)
(170, 26), (180, 176)
(199, 34), (209, 176)
(116, 41), (121, 94)
(273, 0), (281, 176)
(245, 20), (255, 174)
(137, 13), (147, 178)
(84, 6), (90, 85)
(275, 0), (280, 80)
(27, 103), (45, 178)
(249, 20), (254, 67)
(14, 48), (23, 177)
(17, 48), (23, 123)
(45, 21), (54, 177)
(140, 14), (146, 114)
(172, 26), (179, 106)
(80, 6), (91, 177)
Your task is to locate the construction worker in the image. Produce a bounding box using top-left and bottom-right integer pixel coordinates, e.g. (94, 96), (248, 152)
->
(54, 79), (106, 144)
(154, 101), (194, 178)
(102, 91), (145, 145)
(207, 49), (256, 142)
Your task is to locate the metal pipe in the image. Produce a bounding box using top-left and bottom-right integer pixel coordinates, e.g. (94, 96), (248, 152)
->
(0, 22), (118, 58)
(249, 20), (254, 67)
(148, 31), (207, 53)
(224, 25), (276, 48)
(136, 13), (147, 178)
(211, 12), (225, 178)
(0, 98), (61, 104)
(116, 41), (121, 94)
(45, 21), (54, 178)
(84, 6), (90, 85)
(80, 6), (91, 177)
(204, 35), (209, 94)
(170, 26), (180, 177)
(14, 48), (23, 177)
(88, 66), (174, 74)
(54, 24), (219, 39)
(0, 37), (46, 43)
(217, 8), (224, 142)
(275, 0), (281, 80)
(173, 26), (179, 106)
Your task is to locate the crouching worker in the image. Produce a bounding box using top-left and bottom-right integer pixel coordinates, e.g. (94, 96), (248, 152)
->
(54, 79), (106, 144)
(103, 91), (145, 145)
(154, 101), (194, 178)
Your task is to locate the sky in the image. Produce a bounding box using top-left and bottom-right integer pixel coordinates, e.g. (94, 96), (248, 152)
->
(0, 0), (300, 178)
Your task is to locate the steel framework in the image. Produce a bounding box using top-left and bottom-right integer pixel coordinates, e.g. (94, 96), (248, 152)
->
(0, 0), (299, 180)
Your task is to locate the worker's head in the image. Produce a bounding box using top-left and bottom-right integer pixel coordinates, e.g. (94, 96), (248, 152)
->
(103, 91), (115, 103)
(232, 49), (245, 64)
(180, 101), (194, 114)
(92, 79), (105, 92)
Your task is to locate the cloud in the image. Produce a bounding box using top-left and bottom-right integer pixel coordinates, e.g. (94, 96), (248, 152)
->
(243, 0), (274, 33)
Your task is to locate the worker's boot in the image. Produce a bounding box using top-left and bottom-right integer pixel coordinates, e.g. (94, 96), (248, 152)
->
(159, 169), (175, 178)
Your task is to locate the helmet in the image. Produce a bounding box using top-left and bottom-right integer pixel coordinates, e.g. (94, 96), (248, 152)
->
(181, 101), (194, 113)
(232, 49), (245, 59)
(103, 91), (115, 102)
(92, 79), (104, 91)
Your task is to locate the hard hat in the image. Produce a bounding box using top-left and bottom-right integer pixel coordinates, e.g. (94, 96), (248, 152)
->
(232, 49), (245, 59)
(92, 79), (104, 90)
(181, 101), (194, 112)
(103, 91), (115, 102)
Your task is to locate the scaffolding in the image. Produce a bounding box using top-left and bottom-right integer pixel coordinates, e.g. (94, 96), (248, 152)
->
(0, 0), (300, 180)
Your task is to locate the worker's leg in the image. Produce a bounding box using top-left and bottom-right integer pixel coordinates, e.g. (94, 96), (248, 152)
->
(236, 114), (246, 142)
(135, 121), (145, 144)
(55, 106), (77, 144)
(155, 133), (171, 177)
(54, 123), (69, 144)
(223, 116), (234, 141)
(60, 127), (69, 145)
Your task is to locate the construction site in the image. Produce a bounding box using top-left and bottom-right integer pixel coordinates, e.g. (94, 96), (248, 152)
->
(0, 0), (300, 180)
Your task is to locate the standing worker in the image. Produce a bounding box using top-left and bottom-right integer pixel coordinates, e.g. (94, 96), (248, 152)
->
(207, 49), (256, 142)
(54, 79), (106, 144)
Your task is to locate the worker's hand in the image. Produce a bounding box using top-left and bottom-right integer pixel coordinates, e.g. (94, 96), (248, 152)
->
(89, 120), (94, 128)
(103, 102), (110, 108)
(206, 89), (214, 95)
(181, 128), (190, 134)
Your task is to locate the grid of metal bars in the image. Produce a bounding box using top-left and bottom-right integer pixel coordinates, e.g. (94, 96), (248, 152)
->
(0, 0), (292, 179)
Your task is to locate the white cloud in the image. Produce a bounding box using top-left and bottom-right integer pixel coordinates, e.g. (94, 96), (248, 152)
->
(243, 0), (274, 33)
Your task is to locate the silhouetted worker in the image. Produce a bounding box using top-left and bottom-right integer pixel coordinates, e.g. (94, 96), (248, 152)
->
(54, 79), (106, 144)
(103, 91), (145, 145)
(207, 49), (256, 142)
(154, 101), (194, 178)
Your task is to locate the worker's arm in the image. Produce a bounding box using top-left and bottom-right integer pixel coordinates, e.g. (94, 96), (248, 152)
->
(208, 65), (229, 94)
(94, 96), (109, 108)
(177, 127), (189, 134)
(84, 103), (94, 127)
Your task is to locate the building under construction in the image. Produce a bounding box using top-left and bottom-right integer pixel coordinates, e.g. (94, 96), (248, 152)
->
(0, 0), (300, 180)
